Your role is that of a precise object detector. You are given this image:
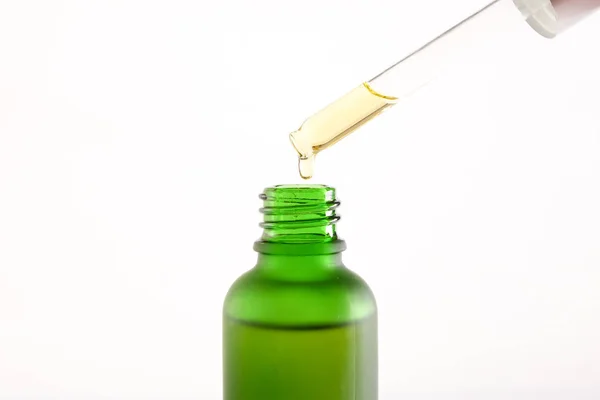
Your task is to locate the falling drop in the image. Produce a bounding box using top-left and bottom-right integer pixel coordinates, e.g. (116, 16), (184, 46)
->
(298, 155), (316, 180)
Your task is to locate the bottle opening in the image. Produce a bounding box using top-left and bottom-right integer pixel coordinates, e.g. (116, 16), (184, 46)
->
(258, 184), (341, 244)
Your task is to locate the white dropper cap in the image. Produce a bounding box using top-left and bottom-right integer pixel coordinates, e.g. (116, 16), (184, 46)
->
(516, 0), (599, 38)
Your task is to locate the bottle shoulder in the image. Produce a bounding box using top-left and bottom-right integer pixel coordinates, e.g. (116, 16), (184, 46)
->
(223, 264), (376, 328)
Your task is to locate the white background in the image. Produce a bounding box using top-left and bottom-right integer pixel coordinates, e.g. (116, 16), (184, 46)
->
(0, 0), (599, 399)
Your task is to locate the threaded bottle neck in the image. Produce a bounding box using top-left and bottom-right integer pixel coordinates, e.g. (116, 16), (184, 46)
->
(254, 185), (346, 254)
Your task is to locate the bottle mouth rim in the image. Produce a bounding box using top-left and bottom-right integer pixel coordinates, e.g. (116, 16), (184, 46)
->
(271, 184), (328, 189)
(259, 185), (338, 211)
(260, 184), (336, 199)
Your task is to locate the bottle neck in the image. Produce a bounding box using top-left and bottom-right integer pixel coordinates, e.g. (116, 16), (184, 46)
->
(254, 185), (346, 256)
(256, 252), (344, 271)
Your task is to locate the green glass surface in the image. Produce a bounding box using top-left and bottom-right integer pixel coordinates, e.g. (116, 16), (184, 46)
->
(223, 185), (378, 400)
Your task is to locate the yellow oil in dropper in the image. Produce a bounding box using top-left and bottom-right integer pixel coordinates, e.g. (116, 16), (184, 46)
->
(290, 82), (397, 179)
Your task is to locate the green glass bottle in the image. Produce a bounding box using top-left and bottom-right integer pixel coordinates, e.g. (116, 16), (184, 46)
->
(223, 184), (377, 400)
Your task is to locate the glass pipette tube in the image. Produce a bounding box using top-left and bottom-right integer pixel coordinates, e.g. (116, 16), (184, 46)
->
(290, 0), (599, 179)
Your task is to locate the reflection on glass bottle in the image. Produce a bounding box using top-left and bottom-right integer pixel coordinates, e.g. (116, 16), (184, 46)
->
(223, 185), (378, 400)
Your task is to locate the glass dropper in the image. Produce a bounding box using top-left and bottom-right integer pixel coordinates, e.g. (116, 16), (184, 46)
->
(289, 0), (599, 179)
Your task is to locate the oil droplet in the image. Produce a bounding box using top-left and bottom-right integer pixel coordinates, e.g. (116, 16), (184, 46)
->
(298, 155), (315, 180)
